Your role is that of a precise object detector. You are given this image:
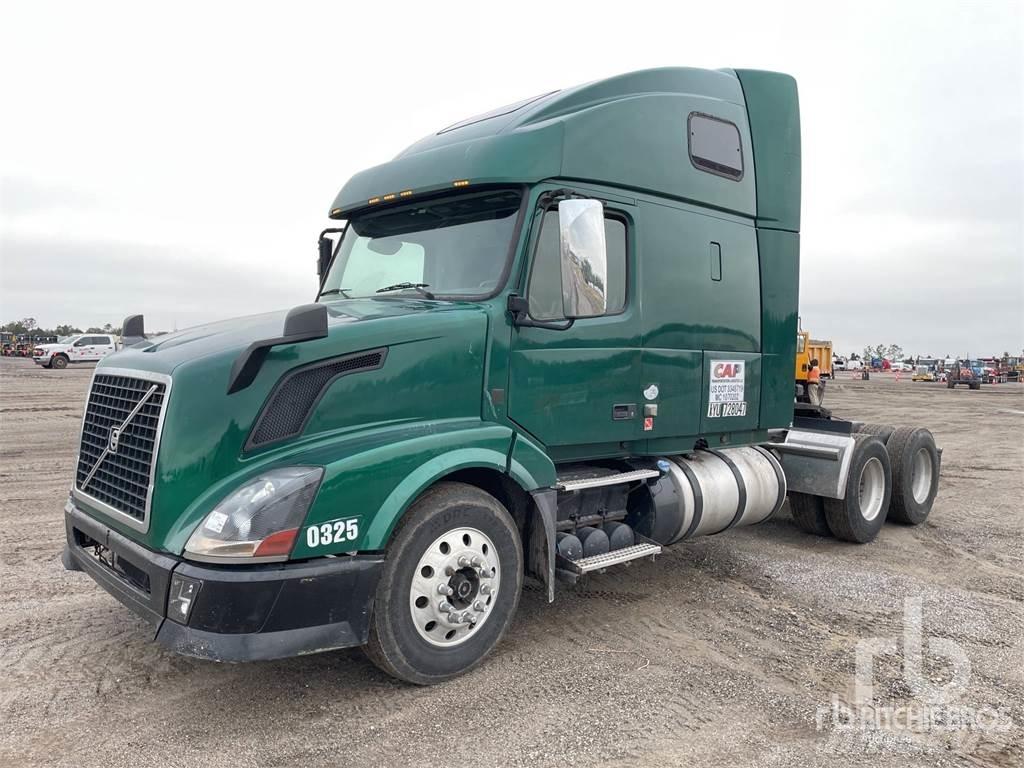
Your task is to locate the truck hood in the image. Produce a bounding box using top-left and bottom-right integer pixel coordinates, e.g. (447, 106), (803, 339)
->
(84, 297), (491, 551)
(111, 297), (462, 373)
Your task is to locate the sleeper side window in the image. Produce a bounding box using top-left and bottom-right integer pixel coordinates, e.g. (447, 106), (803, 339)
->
(528, 209), (627, 321)
(688, 113), (743, 180)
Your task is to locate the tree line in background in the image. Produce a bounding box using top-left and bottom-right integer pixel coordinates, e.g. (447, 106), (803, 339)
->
(1, 317), (123, 337)
(855, 344), (1017, 363)
(862, 343), (905, 363)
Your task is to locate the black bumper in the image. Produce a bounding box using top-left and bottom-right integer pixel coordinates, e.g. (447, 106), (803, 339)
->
(64, 502), (384, 662)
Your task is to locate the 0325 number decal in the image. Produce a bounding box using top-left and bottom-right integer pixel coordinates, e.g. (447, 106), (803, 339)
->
(306, 517), (359, 549)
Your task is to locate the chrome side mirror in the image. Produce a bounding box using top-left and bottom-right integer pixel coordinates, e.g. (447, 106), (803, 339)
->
(558, 199), (607, 318)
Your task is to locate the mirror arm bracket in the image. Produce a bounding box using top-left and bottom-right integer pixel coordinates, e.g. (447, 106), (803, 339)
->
(537, 188), (606, 210)
(507, 295), (574, 331)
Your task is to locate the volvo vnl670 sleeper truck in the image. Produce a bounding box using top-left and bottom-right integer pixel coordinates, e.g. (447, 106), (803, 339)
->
(62, 67), (942, 684)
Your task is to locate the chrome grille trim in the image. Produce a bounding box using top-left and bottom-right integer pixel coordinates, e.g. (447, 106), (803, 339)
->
(72, 367), (172, 533)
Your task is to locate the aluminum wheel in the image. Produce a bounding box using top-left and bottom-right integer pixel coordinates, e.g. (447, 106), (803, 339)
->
(409, 526), (500, 647)
(858, 456), (886, 521)
(911, 447), (933, 504)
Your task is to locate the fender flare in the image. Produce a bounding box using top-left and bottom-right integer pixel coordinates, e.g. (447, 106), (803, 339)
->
(363, 447), (516, 548)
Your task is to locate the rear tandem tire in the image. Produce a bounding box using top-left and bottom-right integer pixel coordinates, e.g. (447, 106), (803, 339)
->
(824, 434), (892, 543)
(885, 426), (940, 525)
(856, 422), (896, 442)
(787, 492), (832, 537)
(363, 482), (523, 685)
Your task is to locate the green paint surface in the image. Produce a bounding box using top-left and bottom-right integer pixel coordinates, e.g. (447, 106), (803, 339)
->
(80, 67), (801, 560)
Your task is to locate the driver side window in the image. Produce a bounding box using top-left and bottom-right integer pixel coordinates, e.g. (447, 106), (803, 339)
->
(528, 210), (627, 321)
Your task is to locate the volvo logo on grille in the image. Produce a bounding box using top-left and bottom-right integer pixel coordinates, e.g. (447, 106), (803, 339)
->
(108, 426), (121, 453)
(81, 383), (159, 492)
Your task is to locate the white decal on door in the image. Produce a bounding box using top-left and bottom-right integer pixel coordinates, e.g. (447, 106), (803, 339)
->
(707, 360), (746, 418)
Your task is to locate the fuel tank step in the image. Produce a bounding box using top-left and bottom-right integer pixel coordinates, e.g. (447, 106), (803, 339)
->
(558, 540), (662, 575)
(554, 469), (660, 492)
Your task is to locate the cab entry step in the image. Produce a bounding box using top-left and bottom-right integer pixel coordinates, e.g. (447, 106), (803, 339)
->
(560, 541), (662, 575)
(554, 468), (660, 492)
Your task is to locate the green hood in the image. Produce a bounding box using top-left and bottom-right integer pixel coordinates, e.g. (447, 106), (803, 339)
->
(89, 298), (490, 551)
(110, 298), (466, 375)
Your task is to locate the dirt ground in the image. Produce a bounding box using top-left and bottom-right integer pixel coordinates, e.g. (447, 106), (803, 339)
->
(0, 357), (1021, 768)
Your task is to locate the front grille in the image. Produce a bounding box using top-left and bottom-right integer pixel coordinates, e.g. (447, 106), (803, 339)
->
(75, 372), (168, 525)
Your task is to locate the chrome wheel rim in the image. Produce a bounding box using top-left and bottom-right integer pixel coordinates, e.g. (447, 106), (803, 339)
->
(911, 448), (933, 504)
(409, 526), (500, 647)
(858, 457), (886, 521)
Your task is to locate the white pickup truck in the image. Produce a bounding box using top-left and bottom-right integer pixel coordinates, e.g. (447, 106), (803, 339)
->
(33, 334), (119, 369)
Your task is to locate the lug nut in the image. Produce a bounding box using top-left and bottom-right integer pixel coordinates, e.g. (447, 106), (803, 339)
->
(473, 601), (486, 612)
(480, 584), (492, 595)
(477, 568), (493, 579)
(460, 612), (472, 623)
(470, 555), (483, 568)
(458, 556), (471, 567)
(438, 601), (453, 613)
(437, 584), (453, 596)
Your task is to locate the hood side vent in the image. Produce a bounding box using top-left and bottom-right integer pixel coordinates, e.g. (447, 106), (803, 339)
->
(246, 348), (387, 450)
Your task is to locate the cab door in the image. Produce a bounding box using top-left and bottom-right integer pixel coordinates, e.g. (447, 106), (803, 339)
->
(507, 194), (643, 460)
(95, 336), (115, 360)
(81, 336), (102, 361)
(71, 337), (91, 361)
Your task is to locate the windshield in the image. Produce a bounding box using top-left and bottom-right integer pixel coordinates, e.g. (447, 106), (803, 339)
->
(319, 189), (522, 300)
(58, 335), (79, 344)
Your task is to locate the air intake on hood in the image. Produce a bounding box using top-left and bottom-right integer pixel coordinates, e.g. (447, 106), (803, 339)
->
(246, 348), (387, 449)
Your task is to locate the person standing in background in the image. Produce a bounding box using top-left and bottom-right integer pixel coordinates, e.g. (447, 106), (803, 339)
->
(807, 358), (823, 406)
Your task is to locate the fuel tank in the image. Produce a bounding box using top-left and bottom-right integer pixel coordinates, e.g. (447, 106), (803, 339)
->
(628, 447), (786, 545)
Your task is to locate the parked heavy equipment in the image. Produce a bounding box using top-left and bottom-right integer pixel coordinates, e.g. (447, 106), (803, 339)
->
(61, 67), (942, 685)
(946, 360), (981, 390)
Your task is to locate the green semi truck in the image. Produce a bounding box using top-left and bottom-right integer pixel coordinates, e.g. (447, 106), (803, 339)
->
(62, 67), (941, 684)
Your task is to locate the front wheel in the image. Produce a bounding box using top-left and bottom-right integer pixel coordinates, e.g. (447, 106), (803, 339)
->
(50, 355), (68, 370)
(363, 482), (523, 685)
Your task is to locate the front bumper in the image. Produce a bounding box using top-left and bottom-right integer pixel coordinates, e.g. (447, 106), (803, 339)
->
(64, 501), (384, 661)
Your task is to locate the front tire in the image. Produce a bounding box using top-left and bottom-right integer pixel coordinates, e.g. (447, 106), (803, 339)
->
(363, 482), (523, 685)
(50, 355), (68, 370)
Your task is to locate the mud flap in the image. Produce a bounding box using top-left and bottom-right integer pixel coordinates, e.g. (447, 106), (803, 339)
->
(529, 488), (558, 603)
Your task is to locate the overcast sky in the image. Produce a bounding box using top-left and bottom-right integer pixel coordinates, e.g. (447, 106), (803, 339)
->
(1, 1), (1021, 358)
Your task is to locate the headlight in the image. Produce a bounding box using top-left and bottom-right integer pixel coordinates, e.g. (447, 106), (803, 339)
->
(184, 466), (324, 562)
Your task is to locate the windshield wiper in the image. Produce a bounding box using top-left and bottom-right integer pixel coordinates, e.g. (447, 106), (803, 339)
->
(318, 287), (351, 298)
(375, 282), (435, 299)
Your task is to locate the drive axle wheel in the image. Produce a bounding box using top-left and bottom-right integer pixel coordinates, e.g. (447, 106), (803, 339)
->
(364, 482), (522, 685)
(825, 434), (892, 543)
(787, 492), (831, 537)
(857, 422), (896, 442)
(885, 427), (939, 525)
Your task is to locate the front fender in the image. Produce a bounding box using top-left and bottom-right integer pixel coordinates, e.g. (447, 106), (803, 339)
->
(289, 420), (548, 558)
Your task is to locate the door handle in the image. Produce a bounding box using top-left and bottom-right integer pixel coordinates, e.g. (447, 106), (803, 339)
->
(612, 403), (636, 420)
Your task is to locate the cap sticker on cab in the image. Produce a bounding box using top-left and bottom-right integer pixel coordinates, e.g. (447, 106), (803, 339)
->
(708, 360), (746, 417)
